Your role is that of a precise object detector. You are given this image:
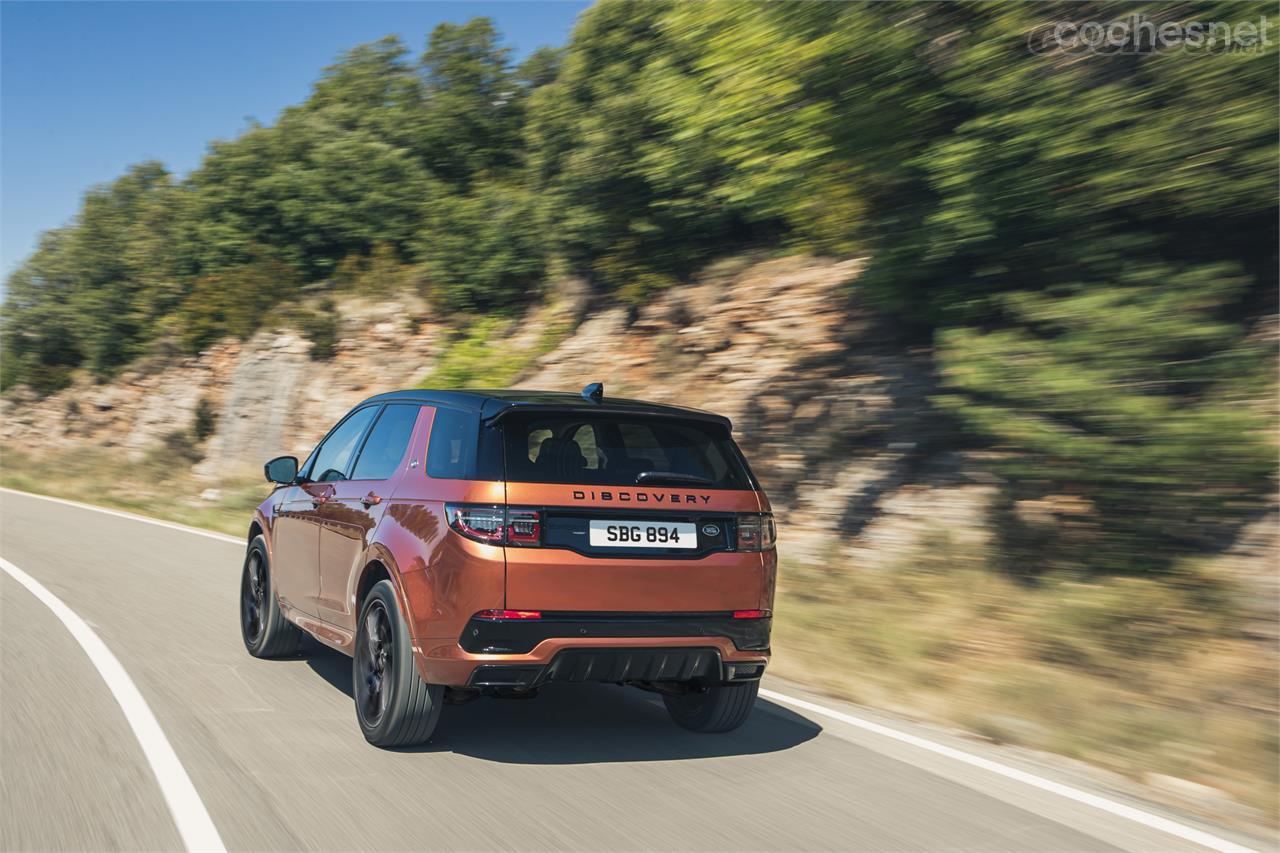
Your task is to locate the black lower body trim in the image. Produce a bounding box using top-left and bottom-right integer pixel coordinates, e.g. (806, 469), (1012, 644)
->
(460, 612), (771, 654)
(466, 647), (765, 689)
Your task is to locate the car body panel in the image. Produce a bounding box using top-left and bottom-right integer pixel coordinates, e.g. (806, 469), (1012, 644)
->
(503, 548), (768, 612)
(271, 482), (330, 615)
(312, 405), (426, 626)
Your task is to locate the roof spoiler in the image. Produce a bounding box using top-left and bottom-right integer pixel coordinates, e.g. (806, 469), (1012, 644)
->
(481, 402), (732, 431)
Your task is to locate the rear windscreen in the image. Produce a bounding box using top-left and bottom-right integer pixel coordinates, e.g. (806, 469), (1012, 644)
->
(500, 413), (753, 489)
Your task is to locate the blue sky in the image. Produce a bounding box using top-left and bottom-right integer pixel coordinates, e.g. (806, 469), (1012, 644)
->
(0, 1), (589, 278)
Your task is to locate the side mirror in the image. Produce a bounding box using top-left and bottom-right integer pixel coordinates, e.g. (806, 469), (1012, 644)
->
(264, 456), (299, 485)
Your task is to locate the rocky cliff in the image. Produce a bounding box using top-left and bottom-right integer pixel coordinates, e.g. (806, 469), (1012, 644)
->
(0, 257), (984, 565)
(1, 256), (1272, 588)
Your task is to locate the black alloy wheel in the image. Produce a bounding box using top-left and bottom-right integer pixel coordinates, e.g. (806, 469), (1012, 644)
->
(356, 599), (393, 727)
(353, 579), (443, 747)
(239, 534), (303, 658)
(240, 549), (266, 645)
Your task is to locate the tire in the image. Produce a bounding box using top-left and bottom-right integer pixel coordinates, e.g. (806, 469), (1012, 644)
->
(354, 580), (443, 748)
(240, 535), (303, 658)
(663, 680), (759, 733)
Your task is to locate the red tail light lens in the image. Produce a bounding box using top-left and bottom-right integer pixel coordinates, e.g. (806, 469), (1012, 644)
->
(505, 508), (543, 546)
(732, 609), (771, 619)
(736, 513), (776, 551)
(474, 609), (542, 620)
(445, 504), (506, 544)
(446, 504), (543, 546)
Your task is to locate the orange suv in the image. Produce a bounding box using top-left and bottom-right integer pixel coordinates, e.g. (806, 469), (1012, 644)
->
(241, 384), (776, 747)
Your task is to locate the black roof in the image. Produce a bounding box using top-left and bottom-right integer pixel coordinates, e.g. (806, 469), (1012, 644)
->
(359, 389), (731, 429)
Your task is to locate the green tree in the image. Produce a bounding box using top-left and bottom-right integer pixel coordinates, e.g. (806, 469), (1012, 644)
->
(417, 182), (545, 312)
(1, 230), (85, 391)
(418, 18), (522, 187)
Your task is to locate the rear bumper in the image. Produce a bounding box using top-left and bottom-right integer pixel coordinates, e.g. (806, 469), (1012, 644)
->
(459, 611), (771, 654)
(415, 632), (769, 688)
(467, 647), (766, 690)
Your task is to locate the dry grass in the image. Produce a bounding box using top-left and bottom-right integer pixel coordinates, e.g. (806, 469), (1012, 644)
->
(1, 444), (266, 538)
(771, 530), (1279, 824)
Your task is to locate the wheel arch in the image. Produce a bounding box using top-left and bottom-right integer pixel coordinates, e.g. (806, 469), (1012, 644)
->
(356, 560), (393, 611)
(248, 508), (273, 562)
(354, 548), (418, 631)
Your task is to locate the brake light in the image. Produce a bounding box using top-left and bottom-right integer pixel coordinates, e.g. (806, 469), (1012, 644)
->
(506, 507), (542, 545)
(732, 609), (771, 619)
(736, 513), (776, 551)
(474, 609), (542, 620)
(446, 504), (543, 546)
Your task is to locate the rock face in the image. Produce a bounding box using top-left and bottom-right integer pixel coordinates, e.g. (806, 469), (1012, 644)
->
(522, 256), (993, 566)
(1, 293), (444, 478)
(0, 256), (1271, 580)
(1, 342), (240, 456)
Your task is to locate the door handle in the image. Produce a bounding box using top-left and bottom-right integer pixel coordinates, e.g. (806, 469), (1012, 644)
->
(361, 492), (382, 508)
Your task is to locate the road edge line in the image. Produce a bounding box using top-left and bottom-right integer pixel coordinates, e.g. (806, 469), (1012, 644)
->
(1, 556), (227, 852)
(0, 486), (242, 544)
(759, 688), (1256, 853)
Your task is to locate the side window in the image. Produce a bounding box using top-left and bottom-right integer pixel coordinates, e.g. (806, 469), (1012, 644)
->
(351, 404), (420, 481)
(426, 408), (476, 479)
(308, 406), (379, 482)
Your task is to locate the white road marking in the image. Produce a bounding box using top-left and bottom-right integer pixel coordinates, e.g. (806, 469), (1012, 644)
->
(0, 487), (1258, 852)
(759, 688), (1257, 853)
(0, 486), (242, 544)
(0, 556), (227, 852)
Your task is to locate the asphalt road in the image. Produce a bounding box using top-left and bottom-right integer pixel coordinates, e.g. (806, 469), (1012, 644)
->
(0, 488), (1267, 853)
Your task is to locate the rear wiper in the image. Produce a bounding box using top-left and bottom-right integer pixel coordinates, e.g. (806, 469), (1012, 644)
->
(635, 471), (714, 486)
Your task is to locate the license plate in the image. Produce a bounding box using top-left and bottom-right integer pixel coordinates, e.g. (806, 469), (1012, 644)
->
(588, 520), (698, 549)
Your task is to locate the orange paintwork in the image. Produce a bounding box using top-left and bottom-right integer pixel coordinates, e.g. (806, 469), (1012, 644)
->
(254, 397), (776, 687)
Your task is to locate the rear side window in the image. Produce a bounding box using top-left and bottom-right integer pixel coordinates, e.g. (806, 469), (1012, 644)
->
(351, 404), (419, 481)
(425, 408), (504, 480)
(501, 414), (752, 489)
(424, 407), (477, 479)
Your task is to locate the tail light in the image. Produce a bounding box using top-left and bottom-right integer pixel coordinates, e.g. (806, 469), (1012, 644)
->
(732, 609), (771, 619)
(446, 504), (543, 546)
(506, 508), (542, 545)
(736, 513), (776, 551)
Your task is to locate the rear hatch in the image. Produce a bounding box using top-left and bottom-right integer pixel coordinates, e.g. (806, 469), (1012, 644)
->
(497, 410), (769, 612)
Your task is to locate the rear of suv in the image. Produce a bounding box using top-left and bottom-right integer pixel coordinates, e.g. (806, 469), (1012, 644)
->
(242, 384), (776, 747)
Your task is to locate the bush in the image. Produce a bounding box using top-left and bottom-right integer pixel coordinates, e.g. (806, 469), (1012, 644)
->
(331, 243), (417, 297)
(297, 299), (339, 361)
(192, 397), (217, 441)
(417, 315), (570, 390)
(172, 252), (301, 353)
(160, 429), (203, 463)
